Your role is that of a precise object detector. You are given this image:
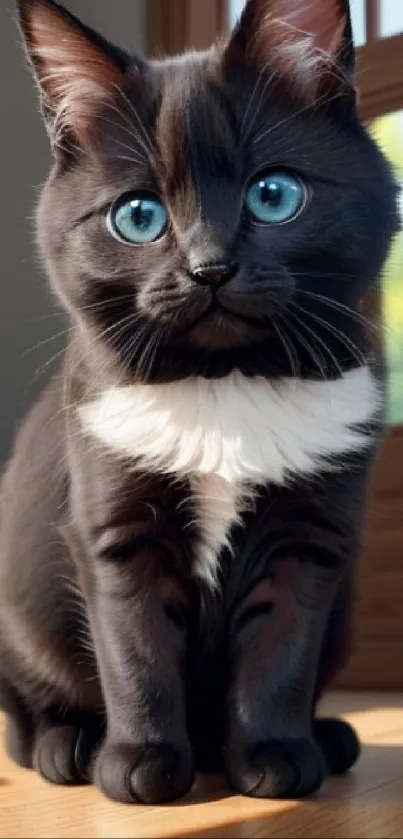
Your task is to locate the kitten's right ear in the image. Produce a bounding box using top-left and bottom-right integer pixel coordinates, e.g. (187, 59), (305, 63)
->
(225, 0), (356, 106)
(16, 0), (132, 150)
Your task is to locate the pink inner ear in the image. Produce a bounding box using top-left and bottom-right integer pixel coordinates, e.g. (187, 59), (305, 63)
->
(247, 0), (347, 100)
(27, 1), (122, 143)
(277, 0), (345, 56)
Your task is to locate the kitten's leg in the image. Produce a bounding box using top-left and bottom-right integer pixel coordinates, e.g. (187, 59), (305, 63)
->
(86, 549), (193, 804)
(0, 658), (104, 783)
(0, 550), (106, 785)
(1, 586), (188, 798)
(224, 557), (343, 799)
(67, 434), (195, 804)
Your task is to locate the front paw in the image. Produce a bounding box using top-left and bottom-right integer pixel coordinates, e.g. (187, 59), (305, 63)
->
(94, 740), (195, 804)
(33, 723), (98, 785)
(225, 737), (325, 799)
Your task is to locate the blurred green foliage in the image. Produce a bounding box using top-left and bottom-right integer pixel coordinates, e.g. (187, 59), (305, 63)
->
(369, 112), (403, 424)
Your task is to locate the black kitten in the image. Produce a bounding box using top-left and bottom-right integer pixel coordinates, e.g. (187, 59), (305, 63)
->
(0, 0), (397, 804)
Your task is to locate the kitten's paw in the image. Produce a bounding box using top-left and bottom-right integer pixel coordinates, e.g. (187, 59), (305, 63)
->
(94, 741), (195, 804)
(225, 738), (325, 799)
(33, 724), (98, 785)
(313, 717), (360, 775)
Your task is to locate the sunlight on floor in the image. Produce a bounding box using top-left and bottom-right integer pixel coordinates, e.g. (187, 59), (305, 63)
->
(1, 693), (403, 839)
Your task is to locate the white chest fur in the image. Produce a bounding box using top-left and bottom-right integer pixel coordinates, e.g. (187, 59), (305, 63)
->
(80, 367), (379, 584)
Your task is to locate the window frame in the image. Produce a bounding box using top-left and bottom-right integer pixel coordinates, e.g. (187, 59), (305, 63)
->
(148, 0), (227, 56)
(358, 34), (403, 119)
(148, 0), (403, 122)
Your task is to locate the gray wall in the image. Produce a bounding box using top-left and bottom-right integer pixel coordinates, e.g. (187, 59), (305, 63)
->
(0, 0), (146, 465)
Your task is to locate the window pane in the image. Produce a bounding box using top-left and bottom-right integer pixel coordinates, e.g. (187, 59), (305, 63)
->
(380, 0), (403, 38)
(351, 0), (366, 47)
(229, 0), (246, 28)
(369, 112), (403, 425)
(229, 0), (367, 45)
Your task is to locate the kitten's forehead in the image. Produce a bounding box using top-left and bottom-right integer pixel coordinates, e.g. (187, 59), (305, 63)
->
(151, 50), (241, 230)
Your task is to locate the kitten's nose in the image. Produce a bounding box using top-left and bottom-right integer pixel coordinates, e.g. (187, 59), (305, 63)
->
(190, 262), (237, 287)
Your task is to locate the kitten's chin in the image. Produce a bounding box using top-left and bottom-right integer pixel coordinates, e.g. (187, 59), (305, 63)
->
(187, 310), (260, 350)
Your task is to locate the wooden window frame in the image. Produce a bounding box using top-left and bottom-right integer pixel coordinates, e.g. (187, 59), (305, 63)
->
(148, 0), (403, 119)
(358, 35), (403, 120)
(147, 0), (227, 57)
(148, 0), (403, 117)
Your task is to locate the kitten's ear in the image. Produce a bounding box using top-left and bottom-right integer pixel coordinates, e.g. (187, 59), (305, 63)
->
(226, 0), (355, 103)
(16, 0), (131, 149)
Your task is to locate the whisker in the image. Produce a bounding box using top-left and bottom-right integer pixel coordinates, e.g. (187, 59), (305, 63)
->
(113, 85), (155, 156)
(94, 93), (154, 162)
(295, 288), (380, 334)
(140, 326), (164, 381)
(102, 134), (145, 165)
(95, 113), (152, 164)
(106, 153), (145, 167)
(32, 347), (67, 383)
(290, 300), (366, 369)
(21, 326), (73, 359)
(277, 311), (327, 380)
(120, 322), (150, 376)
(292, 270), (403, 293)
(30, 296), (137, 324)
(134, 326), (161, 381)
(241, 67), (278, 145)
(271, 317), (299, 378)
(286, 303), (344, 379)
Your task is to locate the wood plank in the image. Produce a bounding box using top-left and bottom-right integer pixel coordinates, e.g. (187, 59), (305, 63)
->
(338, 640), (403, 689)
(355, 574), (403, 638)
(1, 693), (403, 839)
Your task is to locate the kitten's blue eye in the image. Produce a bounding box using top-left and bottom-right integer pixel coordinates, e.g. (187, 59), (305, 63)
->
(246, 171), (307, 225)
(107, 192), (168, 245)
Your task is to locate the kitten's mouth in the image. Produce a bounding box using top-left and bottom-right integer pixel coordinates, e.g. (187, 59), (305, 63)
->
(185, 302), (269, 350)
(188, 300), (267, 329)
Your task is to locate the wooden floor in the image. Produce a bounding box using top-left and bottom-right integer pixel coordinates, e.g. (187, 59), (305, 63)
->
(0, 692), (403, 838)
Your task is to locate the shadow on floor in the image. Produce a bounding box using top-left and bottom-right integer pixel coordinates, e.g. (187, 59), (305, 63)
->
(166, 743), (403, 839)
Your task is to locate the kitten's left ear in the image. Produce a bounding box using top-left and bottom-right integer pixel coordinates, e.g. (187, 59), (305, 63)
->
(226, 0), (355, 104)
(16, 0), (133, 150)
